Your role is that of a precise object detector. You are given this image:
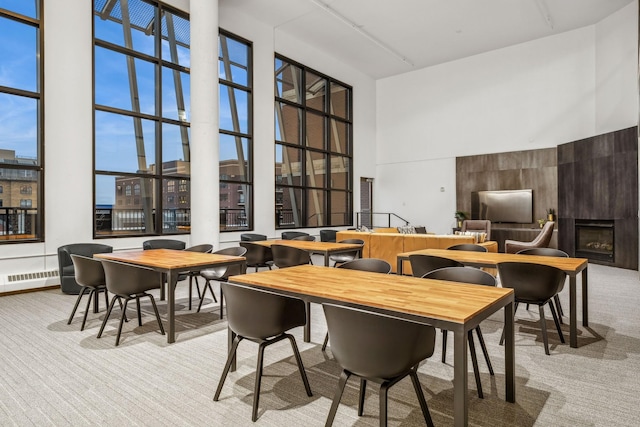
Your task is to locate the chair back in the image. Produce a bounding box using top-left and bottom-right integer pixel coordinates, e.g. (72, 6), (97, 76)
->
(497, 262), (566, 304)
(239, 242), (273, 266)
(142, 239), (186, 250)
(58, 243), (113, 270)
(319, 229), (337, 242)
(221, 282), (306, 339)
(292, 235), (316, 241)
(211, 246), (248, 277)
(240, 233), (267, 242)
(322, 304), (435, 379)
(99, 259), (163, 296)
(447, 243), (488, 252)
(70, 254), (106, 288)
(337, 258), (391, 274)
(281, 231), (310, 240)
(422, 266), (496, 287)
(408, 254), (463, 278)
(517, 247), (568, 258)
(461, 220), (491, 240)
(271, 244), (311, 268)
(184, 244), (213, 253)
(530, 221), (555, 246)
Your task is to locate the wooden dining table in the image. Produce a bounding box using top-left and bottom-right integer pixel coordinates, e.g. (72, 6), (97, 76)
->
(397, 248), (589, 348)
(248, 239), (363, 266)
(95, 249), (246, 343)
(229, 264), (515, 427)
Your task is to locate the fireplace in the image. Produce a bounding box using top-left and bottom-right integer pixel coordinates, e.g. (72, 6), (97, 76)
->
(575, 220), (614, 263)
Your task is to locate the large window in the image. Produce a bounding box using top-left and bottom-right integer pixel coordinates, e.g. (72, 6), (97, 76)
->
(219, 31), (252, 231)
(275, 55), (352, 228)
(0, 1), (43, 242)
(93, 0), (190, 236)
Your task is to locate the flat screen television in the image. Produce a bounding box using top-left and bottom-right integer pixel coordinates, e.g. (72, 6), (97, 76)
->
(471, 189), (533, 223)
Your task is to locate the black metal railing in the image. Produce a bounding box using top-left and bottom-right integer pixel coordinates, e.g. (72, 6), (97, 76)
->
(96, 208), (250, 232)
(0, 207), (38, 236)
(356, 212), (410, 229)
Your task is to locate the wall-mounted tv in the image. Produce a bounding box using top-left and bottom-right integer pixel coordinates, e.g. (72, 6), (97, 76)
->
(471, 189), (533, 223)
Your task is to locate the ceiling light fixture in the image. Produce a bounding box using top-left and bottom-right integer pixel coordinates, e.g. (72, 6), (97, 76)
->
(534, 0), (555, 30)
(308, 0), (414, 67)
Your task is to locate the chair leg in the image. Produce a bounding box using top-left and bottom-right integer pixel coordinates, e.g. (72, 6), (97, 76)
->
(500, 302), (519, 345)
(214, 336), (243, 402)
(115, 298), (131, 346)
(410, 369), (435, 427)
(197, 280), (218, 313)
(379, 381), (390, 427)
(358, 378), (367, 416)
(147, 293), (165, 335)
(539, 305), (550, 355)
(67, 286), (88, 325)
(441, 329), (447, 363)
(97, 295), (119, 339)
(80, 288), (96, 331)
(475, 326), (494, 375)
(286, 334), (313, 397)
(325, 370), (350, 427)
(188, 275), (193, 311)
(322, 332), (329, 351)
(104, 288), (109, 310)
(554, 295), (564, 324)
(219, 288), (224, 320)
(548, 300), (565, 343)
(252, 341), (268, 422)
(468, 330), (484, 399)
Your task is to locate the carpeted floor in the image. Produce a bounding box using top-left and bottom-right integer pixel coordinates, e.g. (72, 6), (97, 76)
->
(0, 261), (638, 426)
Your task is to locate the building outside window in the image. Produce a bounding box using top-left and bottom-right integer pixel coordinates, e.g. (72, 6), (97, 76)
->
(219, 30), (252, 231)
(275, 55), (352, 228)
(0, 2), (43, 242)
(93, 0), (190, 236)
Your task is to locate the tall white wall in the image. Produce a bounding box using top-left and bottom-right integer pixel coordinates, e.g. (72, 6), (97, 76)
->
(376, 9), (637, 235)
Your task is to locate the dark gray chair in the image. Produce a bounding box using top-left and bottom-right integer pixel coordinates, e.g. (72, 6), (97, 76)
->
(142, 239), (186, 250)
(423, 266), (496, 398)
(504, 221), (555, 254)
(408, 254), (463, 278)
(239, 241), (273, 272)
(321, 258), (392, 351)
(498, 262), (567, 355)
(447, 243), (488, 252)
(517, 247), (569, 322)
(281, 231), (310, 240)
(67, 255), (109, 331)
(97, 259), (165, 346)
(329, 238), (364, 266)
(292, 235), (315, 241)
(240, 233), (267, 241)
(323, 304), (436, 427)
(197, 246), (248, 316)
(182, 244), (214, 311)
(57, 243), (113, 294)
(271, 244), (311, 269)
(214, 282), (312, 422)
(320, 229), (337, 242)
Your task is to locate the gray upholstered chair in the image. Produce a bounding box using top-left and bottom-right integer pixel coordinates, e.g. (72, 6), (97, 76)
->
(281, 231), (310, 240)
(214, 282), (312, 422)
(271, 244), (310, 268)
(408, 254), (463, 278)
(292, 235), (315, 241)
(321, 258), (392, 351)
(448, 243), (488, 252)
(423, 266), (496, 398)
(239, 241), (273, 272)
(197, 246), (248, 316)
(504, 221), (555, 254)
(461, 219), (491, 240)
(323, 304), (436, 427)
(57, 243), (113, 294)
(498, 261), (566, 355)
(97, 259), (165, 346)
(67, 254), (109, 330)
(240, 233), (267, 241)
(329, 238), (364, 266)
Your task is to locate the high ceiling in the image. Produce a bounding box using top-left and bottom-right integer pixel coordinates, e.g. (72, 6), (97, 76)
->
(219, 0), (635, 79)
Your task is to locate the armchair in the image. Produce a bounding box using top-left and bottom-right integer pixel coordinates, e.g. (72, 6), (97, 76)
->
(461, 220), (491, 240)
(57, 243), (113, 294)
(504, 221), (555, 254)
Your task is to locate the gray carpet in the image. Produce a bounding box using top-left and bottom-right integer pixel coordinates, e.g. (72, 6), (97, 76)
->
(0, 262), (639, 426)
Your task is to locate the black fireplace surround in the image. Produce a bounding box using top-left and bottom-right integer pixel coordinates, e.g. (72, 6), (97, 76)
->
(575, 220), (614, 263)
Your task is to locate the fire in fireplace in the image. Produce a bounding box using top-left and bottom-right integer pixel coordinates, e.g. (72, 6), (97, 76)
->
(575, 220), (614, 263)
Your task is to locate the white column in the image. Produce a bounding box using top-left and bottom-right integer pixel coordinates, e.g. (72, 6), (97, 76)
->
(190, 0), (219, 247)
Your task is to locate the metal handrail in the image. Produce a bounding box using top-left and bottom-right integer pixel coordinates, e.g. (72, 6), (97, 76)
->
(356, 212), (410, 229)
